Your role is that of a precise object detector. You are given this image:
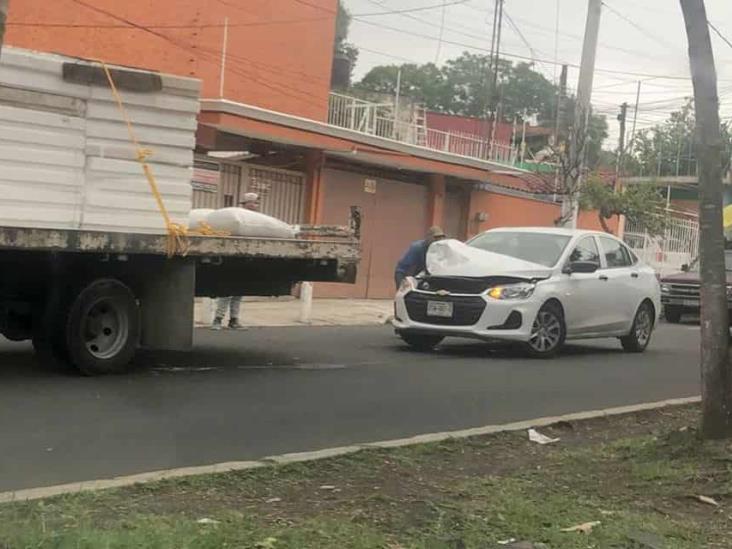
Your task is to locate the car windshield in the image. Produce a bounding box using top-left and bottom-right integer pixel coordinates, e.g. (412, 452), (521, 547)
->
(468, 231), (571, 267)
(688, 251), (732, 271)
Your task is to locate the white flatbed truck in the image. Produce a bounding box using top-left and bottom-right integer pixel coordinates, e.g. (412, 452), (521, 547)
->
(0, 225), (360, 375)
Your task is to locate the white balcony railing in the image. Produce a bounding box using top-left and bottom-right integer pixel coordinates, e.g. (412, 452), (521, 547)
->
(328, 92), (517, 166)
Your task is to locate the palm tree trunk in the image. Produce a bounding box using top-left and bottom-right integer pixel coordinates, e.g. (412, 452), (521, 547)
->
(680, 0), (732, 439)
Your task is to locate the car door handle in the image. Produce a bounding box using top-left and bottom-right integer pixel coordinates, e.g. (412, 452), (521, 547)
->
(631, 272), (639, 278)
(599, 275), (609, 281)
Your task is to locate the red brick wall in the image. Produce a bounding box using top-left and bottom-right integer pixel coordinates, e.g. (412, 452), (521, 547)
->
(6, 0), (336, 121)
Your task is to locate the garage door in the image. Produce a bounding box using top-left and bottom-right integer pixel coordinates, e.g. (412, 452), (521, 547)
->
(317, 168), (429, 299)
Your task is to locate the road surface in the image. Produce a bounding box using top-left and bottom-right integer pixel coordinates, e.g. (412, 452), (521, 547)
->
(0, 323), (700, 491)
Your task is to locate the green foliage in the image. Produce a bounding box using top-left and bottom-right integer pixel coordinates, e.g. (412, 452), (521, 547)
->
(356, 51), (608, 161)
(627, 99), (732, 177)
(580, 178), (667, 235)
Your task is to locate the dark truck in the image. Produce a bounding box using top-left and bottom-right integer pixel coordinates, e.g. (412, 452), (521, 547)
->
(659, 250), (732, 323)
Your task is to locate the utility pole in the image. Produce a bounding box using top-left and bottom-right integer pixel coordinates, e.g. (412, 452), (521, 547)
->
(567, 0), (602, 227)
(0, 0), (8, 56)
(393, 67), (402, 139)
(680, 0), (732, 439)
(614, 102), (628, 188)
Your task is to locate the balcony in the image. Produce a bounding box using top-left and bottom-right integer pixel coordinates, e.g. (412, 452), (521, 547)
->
(327, 92), (517, 167)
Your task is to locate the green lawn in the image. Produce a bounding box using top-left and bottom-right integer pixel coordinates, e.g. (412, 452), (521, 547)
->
(1, 405), (729, 548)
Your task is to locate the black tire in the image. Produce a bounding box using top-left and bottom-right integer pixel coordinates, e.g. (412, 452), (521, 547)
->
(32, 287), (72, 369)
(525, 301), (566, 358)
(399, 332), (444, 351)
(621, 301), (655, 353)
(65, 279), (140, 376)
(664, 306), (682, 324)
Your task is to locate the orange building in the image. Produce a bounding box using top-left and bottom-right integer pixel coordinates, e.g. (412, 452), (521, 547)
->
(5, 0), (619, 299)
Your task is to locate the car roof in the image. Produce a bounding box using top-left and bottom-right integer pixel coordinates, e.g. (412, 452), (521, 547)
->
(482, 227), (611, 238)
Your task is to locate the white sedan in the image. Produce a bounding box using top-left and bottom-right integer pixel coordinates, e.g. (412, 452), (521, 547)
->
(393, 227), (661, 357)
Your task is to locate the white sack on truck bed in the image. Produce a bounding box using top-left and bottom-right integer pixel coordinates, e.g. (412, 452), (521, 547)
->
(0, 47), (200, 234)
(188, 209), (215, 231)
(206, 208), (298, 239)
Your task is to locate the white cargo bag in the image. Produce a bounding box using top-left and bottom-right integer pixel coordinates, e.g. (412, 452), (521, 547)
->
(188, 209), (215, 230)
(206, 208), (297, 239)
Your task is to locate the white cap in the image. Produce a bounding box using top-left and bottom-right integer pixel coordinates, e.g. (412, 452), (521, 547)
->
(241, 192), (258, 203)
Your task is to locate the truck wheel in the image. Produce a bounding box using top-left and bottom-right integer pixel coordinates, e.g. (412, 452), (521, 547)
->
(32, 288), (72, 368)
(399, 332), (444, 351)
(66, 279), (140, 376)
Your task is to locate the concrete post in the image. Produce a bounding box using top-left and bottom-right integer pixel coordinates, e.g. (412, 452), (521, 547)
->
(140, 258), (196, 351)
(427, 174), (446, 229)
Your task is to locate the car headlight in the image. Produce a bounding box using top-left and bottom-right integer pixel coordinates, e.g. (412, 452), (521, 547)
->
(488, 282), (535, 300)
(727, 285), (732, 298)
(661, 283), (671, 294)
(398, 277), (416, 294)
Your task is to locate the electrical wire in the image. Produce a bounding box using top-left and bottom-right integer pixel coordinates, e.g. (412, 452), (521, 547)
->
(708, 21), (732, 51)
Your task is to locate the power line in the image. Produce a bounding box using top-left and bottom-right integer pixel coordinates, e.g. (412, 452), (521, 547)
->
(708, 21), (732, 52)
(350, 15), (705, 81)
(601, 1), (681, 51)
(67, 0), (329, 110)
(435, 0), (447, 63)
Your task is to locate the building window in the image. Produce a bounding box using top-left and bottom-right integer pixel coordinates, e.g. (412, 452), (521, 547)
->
(224, 194), (234, 207)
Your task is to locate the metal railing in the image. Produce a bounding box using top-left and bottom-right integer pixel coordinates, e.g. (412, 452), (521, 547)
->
(328, 92), (517, 166)
(624, 213), (699, 275)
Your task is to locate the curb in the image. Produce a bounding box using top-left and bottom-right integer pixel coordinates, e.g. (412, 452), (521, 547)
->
(0, 396), (700, 504)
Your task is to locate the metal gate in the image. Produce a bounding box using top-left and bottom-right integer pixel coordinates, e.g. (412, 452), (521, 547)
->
(624, 214), (699, 275)
(192, 161), (241, 209)
(245, 166), (306, 224)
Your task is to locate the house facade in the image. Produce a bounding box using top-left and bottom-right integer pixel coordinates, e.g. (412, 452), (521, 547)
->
(7, 0), (615, 299)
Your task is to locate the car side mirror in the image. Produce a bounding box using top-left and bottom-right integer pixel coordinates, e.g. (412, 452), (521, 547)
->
(563, 261), (599, 275)
(681, 263), (689, 272)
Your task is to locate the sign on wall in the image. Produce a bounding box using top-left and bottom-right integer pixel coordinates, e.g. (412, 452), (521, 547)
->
(364, 178), (377, 194)
(192, 160), (221, 193)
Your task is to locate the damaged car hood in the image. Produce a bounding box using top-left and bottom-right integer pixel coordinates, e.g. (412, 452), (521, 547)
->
(426, 239), (553, 279)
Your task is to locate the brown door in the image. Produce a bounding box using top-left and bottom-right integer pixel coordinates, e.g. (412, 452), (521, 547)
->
(443, 185), (468, 241)
(317, 168), (429, 299)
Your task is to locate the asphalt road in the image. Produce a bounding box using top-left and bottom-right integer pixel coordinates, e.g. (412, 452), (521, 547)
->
(0, 323), (701, 492)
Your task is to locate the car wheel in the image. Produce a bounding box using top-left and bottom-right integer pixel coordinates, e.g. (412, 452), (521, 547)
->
(399, 332), (444, 351)
(621, 301), (655, 353)
(525, 302), (566, 358)
(664, 306), (682, 323)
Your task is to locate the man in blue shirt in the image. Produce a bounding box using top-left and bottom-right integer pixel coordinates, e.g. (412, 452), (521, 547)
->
(395, 226), (446, 289)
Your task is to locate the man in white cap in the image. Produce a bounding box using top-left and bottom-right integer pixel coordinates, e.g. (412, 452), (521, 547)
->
(212, 192), (260, 330)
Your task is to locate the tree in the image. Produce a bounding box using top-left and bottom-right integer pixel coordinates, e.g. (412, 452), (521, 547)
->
(680, 0), (732, 439)
(333, 0), (358, 88)
(356, 52), (607, 160)
(580, 178), (667, 235)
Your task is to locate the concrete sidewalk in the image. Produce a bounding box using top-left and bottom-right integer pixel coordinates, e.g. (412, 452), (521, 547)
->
(195, 298), (393, 328)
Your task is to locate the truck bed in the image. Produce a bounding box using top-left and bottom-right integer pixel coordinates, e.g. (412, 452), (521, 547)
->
(0, 226), (360, 262)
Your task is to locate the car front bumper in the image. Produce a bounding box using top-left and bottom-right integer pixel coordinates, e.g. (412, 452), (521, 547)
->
(392, 289), (542, 343)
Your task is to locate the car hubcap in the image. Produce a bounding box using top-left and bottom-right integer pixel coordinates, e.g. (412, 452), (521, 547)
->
(83, 298), (128, 360)
(635, 307), (652, 346)
(529, 311), (561, 352)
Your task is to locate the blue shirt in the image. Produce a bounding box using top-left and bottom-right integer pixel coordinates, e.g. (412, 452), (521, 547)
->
(395, 239), (429, 277)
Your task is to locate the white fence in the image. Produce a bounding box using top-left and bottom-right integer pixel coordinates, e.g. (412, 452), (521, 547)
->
(623, 214), (699, 276)
(327, 92), (517, 166)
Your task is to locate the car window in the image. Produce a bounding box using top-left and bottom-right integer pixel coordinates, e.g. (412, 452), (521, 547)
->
(599, 236), (632, 268)
(569, 237), (600, 266)
(468, 232), (571, 267)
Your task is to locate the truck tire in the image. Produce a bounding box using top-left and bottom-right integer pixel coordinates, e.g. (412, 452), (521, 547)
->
(32, 286), (72, 369)
(65, 279), (140, 376)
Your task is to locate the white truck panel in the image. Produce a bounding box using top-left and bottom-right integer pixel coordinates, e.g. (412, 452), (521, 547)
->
(0, 47), (201, 234)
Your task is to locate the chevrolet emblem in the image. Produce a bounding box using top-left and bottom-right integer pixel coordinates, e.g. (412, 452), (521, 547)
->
(436, 289), (451, 297)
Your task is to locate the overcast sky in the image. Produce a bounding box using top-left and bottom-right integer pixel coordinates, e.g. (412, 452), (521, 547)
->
(342, 0), (732, 145)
